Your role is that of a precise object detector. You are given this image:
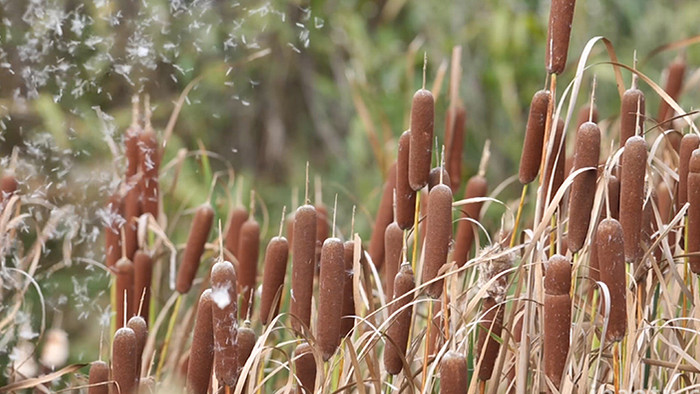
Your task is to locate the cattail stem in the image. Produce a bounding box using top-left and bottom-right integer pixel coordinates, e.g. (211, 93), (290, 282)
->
(155, 294), (182, 380)
(613, 343), (620, 394)
(509, 184), (528, 248)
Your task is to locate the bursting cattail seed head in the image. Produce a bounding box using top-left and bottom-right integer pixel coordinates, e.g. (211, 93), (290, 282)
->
(316, 238), (345, 360)
(383, 222), (403, 303)
(597, 218), (627, 342)
(88, 360), (110, 394)
(519, 90), (552, 184)
(544, 254), (571, 390)
(422, 184), (453, 298)
(408, 89), (435, 190)
(545, 0), (576, 74)
(186, 289), (215, 394)
(294, 342), (316, 394)
(439, 351), (467, 394)
(211, 260), (239, 386)
(567, 121), (600, 252)
(383, 263), (415, 375)
(619, 136), (647, 263)
(112, 327), (137, 394)
(176, 203), (214, 294)
(225, 207), (249, 258)
(237, 217), (260, 319)
(260, 236), (289, 325)
(453, 175), (488, 266)
(291, 204), (317, 332)
(396, 131), (417, 229)
(369, 163), (397, 269)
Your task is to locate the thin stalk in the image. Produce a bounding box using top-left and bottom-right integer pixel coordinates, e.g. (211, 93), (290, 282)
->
(156, 294), (183, 380)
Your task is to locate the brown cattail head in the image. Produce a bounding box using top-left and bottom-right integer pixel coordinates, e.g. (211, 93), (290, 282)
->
(543, 118), (567, 206)
(429, 166), (452, 191)
(133, 250), (153, 323)
(211, 260), (239, 386)
(115, 258), (135, 329)
(427, 300), (446, 359)
(383, 263), (415, 375)
(422, 184), (453, 298)
(105, 193), (123, 268)
(369, 163), (397, 270)
(383, 222), (403, 303)
(519, 90), (552, 184)
(619, 87), (645, 149)
(439, 351), (467, 394)
(88, 360), (110, 394)
(677, 134), (699, 209)
(291, 204), (317, 332)
(316, 238), (345, 360)
(138, 127), (160, 219)
(607, 175), (621, 220)
(294, 342), (316, 394)
(687, 150), (700, 274)
(453, 175), (488, 266)
(396, 131), (417, 229)
(126, 316), (147, 382)
(658, 56), (686, 123)
(236, 322), (256, 388)
(596, 218), (626, 342)
(545, 0), (576, 74)
(477, 297), (504, 381)
(186, 289), (215, 394)
(543, 254), (571, 390)
(576, 104), (598, 129)
(340, 240), (356, 337)
(238, 217), (260, 319)
(176, 203), (215, 294)
(0, 173), (18, 203)
(567, 121), (600, 252)
(260, 236), (289, 325)
(225, 207), (249, 259)
(445, 104), (467, 192)
(123, 182), (141, 261)
(112, 327), (137, 394)
(408, 89), (435, 190)
(620, 136), (647, 263)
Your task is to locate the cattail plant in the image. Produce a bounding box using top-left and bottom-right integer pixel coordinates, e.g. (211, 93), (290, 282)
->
(597, 218), (626, 342)
(658, 55), (686, 124)
(123, 96), (142, 261)
(541, 118), (566, 213)
(294, 342), (316, 394)
(383, 263), (415, 375)
(115, 257), (135, 328)
(445, 104), (466, 192)
(133, 250), (152, 323)
(408, 87), (435, 191)
(236, 321), (257, 389)
(429, 166), (451, 191)
(544, 254), (571, 391)
(176, 203), (214, 294)
(567, 121), (600, 252)
(453, 173), (488, 266)
(105, 194), (123, 268)
(88, 360), (110, 394)
(396, 131), (416, 229)
(677, 134), (699, 210)
(123, 181), (140, 261)
(186, 289), (214, 394)
(211, 260), (238, 387)
(341, 239), (357, 337)
(608, 175), (621, 220)
(112, 327), (137, 394)
(687, 150), (700, 274)
(519, 90), (551, 184)
(316, 236), (344, 360)
(427, 299), (446, 359)
(238, 214), (260, 319)
(383, 221), (402, 302)
(620, 136), (647, 263)
(225, 206), (248, 259)
(477, 297), (504, 382)
(545, 0), (576, 74)
(260, 211), (290, 325)
(619, 78), (645, 150)
(139, 96), (160, 219)
(576, 104), (598, 129)
(439, 351), (467, 394)
(126, 316), (147, 383)
(422, 182), (453, 298)
(368, 163), (396, 269)
(291, 203), (317, 332)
